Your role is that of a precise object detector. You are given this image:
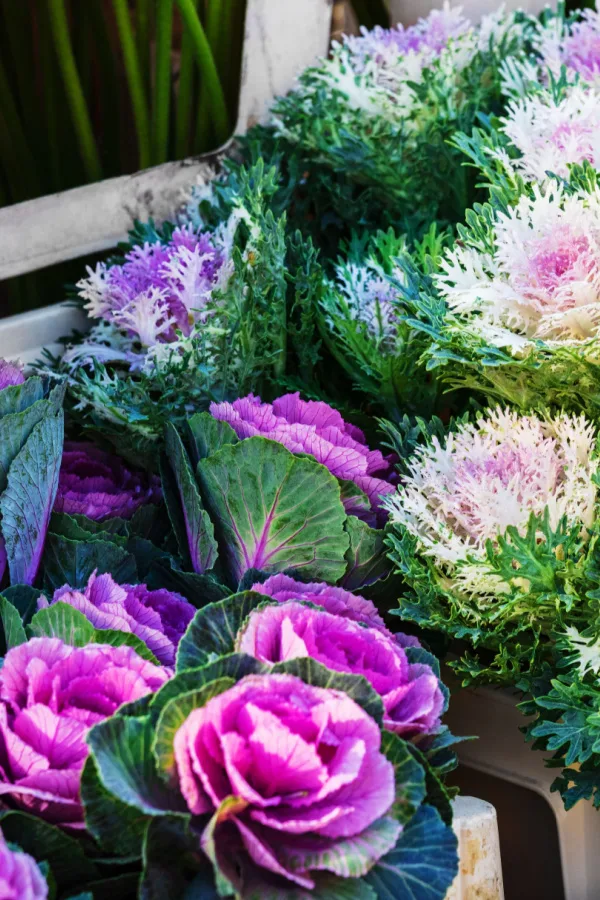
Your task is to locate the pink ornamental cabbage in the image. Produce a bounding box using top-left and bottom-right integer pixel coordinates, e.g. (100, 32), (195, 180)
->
(0, 829), (47, 900)
(237, 602), (443, 738)
(0, 638), (168, 827)
(210, 393), (396, 523)
(54, 442), (161, 521)
(252, 573), (385, 633)
(0, 360), (25, 391)
(174, 673), (398, 891)
(40, 571), (195, 667)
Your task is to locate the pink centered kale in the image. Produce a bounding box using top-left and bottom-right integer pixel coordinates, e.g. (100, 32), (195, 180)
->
(40, 571), (195, 667)
(209, 393), (395, 522)
(54, 442), (161, 521)
(237, 602), (443, 738)
(0, 829), (47, 899)
(0, 638), (168, 827)
(76, 225), (227, 345)
(174, 673), (398, 891)
(0, 359), (25, 391)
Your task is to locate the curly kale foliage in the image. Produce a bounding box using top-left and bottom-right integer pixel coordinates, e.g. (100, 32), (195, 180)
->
(386, 502), (596, 687)
(269, 27), (526, 241)
(392, 184), (600, 417)
(318, 226), (451, 421)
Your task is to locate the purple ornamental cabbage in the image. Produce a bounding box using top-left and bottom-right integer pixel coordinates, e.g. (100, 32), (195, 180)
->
(237, 602), (443, 738)
(252, 572), (388, 632)
(0, 829), (47, 899)
(0, 360), (25, 391)
(210, 392), (396, 523)
(54, 442), (161, 521)
(76, 225), (228, 346)
(174, 673), (398, 891)
(40, 571), (196, 666)
(0, 638), (168, 827)
(252, 573), (421, 651)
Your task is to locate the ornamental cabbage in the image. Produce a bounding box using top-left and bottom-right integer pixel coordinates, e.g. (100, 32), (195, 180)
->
(0, 638), (168, 827)
(209, 392), (396, 522)
(40, 571), (195, 666)
(174, 673), (399, 892)
(236, 602), (444, 737)
(54, 442), (162, 521)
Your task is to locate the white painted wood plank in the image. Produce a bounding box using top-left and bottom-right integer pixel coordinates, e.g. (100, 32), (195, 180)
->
(446, 797), (504, 900)
(0, 0), (333, 282)
(237, 0), (333, 132)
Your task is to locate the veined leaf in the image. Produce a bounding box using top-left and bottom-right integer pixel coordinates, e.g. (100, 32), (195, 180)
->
(42, 535), (137, 592)
(151, 654), (266, 717)
(187, 411), (238, 463)
(0, 810), (98, 887)
(80, 756), (147, 858)
(381, 731), (427, 825)
(153, 679), (235, 775)
(88, 715), (188, 817)
(28, 601), (160, 663)
(0, 595), (27, 652)
(197, 437), (349, 585)
(364, 805), (458, 900)
(341, 517), (390, 590)
(1, 412), (64, 586)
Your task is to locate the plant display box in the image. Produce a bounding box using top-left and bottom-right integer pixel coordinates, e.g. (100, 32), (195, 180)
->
(0, 0), (334, 361)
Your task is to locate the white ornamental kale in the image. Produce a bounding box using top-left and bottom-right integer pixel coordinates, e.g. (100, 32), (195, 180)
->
(325, 258), (400, 346)
(384, 407), (599, 601)
(497, 84), (600, 182)
(436, 183), (600, 354)
(274, 3), (522, 134)
(537, 8), (600, 86)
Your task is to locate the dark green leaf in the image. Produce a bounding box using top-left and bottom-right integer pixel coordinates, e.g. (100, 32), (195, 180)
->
(364, 805), (458, 900)
(163, 424), (218, 575)
(186, 412), (238, 463)
(88, 715), (188, 817)
(0, 594), (27, 652)
(3, 584), (42, 625)
(42, 535), (137, 592)
(176, 591), (266, 672)
(140, 817), (213, 900)
(341, 517), (390, 590)
(80, 756), (147, 858)
(0, 810), (98, 888)
(380, 731), (427, 824)
(145, 558), (229, 607)
(1, 412), (64, 585)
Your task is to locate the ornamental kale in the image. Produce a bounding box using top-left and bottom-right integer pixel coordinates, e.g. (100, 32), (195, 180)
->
(398, 171), (600, 415)
(269, 4), (532, 235)
(383, 407), (600, 684)
(0, 638), (168, 827)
